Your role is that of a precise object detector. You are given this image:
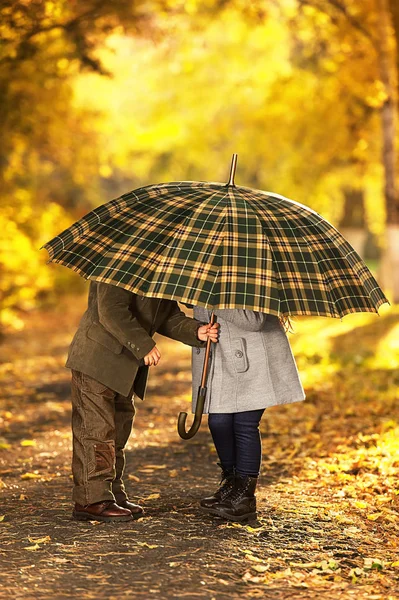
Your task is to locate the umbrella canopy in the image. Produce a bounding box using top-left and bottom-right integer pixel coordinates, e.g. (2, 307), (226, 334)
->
(43, 162), (388, 319)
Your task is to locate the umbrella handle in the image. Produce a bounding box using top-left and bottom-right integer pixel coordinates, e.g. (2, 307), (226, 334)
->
(177, 311), (216, 440)
(177, 386), (206, 440)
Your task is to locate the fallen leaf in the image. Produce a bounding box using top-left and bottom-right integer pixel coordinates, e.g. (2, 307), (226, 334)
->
(290, 561), (321, 569)
(21, 472), (42, 480)
(20, 440), (36, 447)
(24, 544), (41, 551)
(169, 470), (178, 478)
(28, 536), (51, 544)
(252, 565), (269, 573)
(245, 554), (263, 563)
(141, 493), (160, 501)
(367, 512), (383, 521)
(137, 542), (159, 549)
(19, 494), (28, 500)
(0, 515), (5, 522)
(53, 557), (70, 564)
(128, 474), (140, 482)
(242, 570), (263, 583)
(364, 558), (384, 571)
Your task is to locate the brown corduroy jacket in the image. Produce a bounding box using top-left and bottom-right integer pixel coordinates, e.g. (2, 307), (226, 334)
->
(66, 282), (206, 398)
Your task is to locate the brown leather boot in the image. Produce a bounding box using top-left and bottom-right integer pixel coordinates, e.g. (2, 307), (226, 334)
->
(73, 500), (133, 522)
(117, 500), (144, 519)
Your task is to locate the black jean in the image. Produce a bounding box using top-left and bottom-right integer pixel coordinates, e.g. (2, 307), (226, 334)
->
(208, 409), (265, 478)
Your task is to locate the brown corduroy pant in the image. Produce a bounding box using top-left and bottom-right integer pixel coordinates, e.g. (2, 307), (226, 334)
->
(70, 370), (135, 506)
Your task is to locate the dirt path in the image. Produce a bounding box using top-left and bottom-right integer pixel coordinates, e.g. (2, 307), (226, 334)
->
(1, 299), (399, 599)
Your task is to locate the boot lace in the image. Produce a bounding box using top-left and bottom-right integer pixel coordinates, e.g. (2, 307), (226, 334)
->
(228, 478), (250, 503)
(218, 474), (234, 498)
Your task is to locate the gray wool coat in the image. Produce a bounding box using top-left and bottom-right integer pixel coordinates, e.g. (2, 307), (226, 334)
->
(192, 307), (305, 414)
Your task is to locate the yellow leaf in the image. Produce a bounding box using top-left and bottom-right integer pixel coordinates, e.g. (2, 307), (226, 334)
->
(142, 465), (166, 470)
(355, 501), (368, 509)
(169, 470), (178, 478)
(137, 542), (159, 549)
(21, 440), (36, 447)
(245, 554), (263, 563)
(391, 561), (399, 567)
(19, 494), (28, 500)
(141, 493), (160, 501)
(128, 474), (140, 482)
(0, 515), (5, 522)
(24, 544), (40, 551)
(252, 565), (269, 573)
(21, 472), (41, 480)
(28, 536), (51, 544)
(290, 561), (320, 569)
(367, 512), (383, 521)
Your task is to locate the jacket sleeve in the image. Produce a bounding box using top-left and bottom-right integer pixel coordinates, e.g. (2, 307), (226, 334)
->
(157, 301), (207, 347)
(216, 309), (267, 332)
(97, 283), (156, 360)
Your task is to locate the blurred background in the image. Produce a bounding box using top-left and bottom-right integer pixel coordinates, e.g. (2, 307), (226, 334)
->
(1, 0), (399, 329)
(1, 4), (399, 594)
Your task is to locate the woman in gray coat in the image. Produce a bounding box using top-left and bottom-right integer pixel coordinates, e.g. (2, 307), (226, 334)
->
(192, 307), (305, 522)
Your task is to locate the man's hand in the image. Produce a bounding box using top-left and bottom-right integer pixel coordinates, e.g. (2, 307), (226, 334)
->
(143, 346), (161, 366)
(197, 322), (220, 343)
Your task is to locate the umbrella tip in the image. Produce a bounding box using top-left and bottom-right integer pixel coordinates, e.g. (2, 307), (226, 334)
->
(227, 154), (238, 186)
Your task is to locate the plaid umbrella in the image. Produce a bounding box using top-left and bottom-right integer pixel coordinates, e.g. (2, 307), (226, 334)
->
(43, 160), (388, 319)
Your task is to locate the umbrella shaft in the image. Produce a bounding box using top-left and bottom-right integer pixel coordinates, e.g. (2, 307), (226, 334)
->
(195, 386), (206, 415)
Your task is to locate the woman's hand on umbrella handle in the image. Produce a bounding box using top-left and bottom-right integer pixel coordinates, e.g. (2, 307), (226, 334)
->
(144, 346), (161, 366)
(197, 322), (219, 343)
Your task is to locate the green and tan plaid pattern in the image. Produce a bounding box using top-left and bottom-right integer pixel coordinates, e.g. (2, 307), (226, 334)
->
(43, 181), (389, 318)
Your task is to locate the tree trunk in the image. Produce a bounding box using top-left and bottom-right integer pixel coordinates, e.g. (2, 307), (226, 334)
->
(338, 188), (368, 257)
(377, 0), (399, 301)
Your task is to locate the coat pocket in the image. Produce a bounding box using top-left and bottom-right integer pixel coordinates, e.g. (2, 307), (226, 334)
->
(86, 322), (123, 354)
(232, 338), (249, 373)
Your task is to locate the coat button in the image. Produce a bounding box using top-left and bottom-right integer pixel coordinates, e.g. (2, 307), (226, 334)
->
(196, 348), (201, 354)
(235, 350), (243, 358)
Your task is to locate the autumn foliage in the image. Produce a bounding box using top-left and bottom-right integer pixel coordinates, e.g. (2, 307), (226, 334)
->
(1, 0), (399, 325)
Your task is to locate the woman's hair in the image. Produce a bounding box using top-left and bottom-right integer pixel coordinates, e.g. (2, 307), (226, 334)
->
(279, 314), (294, 333)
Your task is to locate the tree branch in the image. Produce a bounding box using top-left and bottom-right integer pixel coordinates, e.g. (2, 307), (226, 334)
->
(298, 0), (378, 53)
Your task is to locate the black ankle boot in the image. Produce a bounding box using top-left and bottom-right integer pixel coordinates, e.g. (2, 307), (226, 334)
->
(210, 474), (257, 522)
(200, 463), (235, 510)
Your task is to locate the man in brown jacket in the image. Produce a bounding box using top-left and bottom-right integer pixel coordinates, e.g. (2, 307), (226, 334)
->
(66, 281), (218, 522)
